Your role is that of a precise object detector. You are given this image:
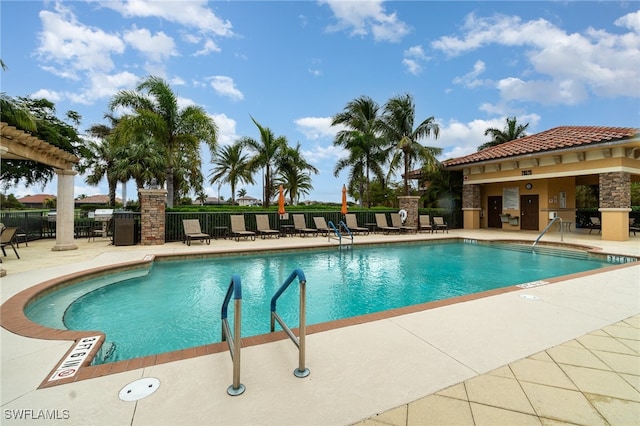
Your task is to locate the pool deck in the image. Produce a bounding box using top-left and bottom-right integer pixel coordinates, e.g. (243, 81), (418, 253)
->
(1, 229), (639, 425)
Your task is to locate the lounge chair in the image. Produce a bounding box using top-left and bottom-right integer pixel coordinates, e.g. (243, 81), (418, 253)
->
(182, 219), (211, 246)
(313, 217), (332, 237)
(230, 215), (256, 241)
(391, 213), (417, 234)
(255, 215), (280, 239)
(375, 213), (400, 234)
(0, 227), (20, 259)
(433, 216), (448, 233)
(293, 214), (318, 237)
(344, 214), (368, 235)
(587, 217), (601, 234)
(419, 215), (433, 233)
(630, 218), (639, 236)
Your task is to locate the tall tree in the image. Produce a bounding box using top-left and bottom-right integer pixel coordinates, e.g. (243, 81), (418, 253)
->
(478, 116), (529, 151)
(109, 76), (218, 207)
(112, 134), (165, 190)
(381, 93), (441, 196)
(209, 142), (255, 205)
(78, 115), (123, 206)
(275, 142), (318, 204)
(275, 168), (313, 205)
(331, 96), (387, 207)
(240, 116), (287, 208)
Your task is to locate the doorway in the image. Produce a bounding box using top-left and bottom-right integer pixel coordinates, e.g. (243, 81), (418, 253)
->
(520, 195), (539, 230)
(487, 196), (503, 228)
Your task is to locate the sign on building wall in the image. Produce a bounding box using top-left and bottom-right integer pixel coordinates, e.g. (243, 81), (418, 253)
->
(503, 187), (520, 210)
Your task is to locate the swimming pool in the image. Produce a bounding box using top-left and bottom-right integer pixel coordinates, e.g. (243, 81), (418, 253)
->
(25, 241), (624, 364)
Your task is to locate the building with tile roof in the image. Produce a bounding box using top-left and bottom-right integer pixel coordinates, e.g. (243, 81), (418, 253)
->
(17, 194), (57, 208)
(417, 126), (640, 241)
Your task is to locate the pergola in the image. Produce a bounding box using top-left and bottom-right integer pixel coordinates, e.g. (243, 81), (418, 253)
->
(1, 122), (80, 251)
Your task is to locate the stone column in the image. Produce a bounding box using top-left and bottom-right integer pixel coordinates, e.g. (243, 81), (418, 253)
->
(599, 172), (631, 242)
(139, 189), (167, 245)
(52, 169), (78, 251)
(398, 196), (420, 227)
(462, 184), (481, 230)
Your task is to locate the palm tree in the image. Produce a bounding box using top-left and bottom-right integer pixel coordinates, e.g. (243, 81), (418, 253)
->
(332, 96), (387, 208)
(241, 116), (287, 208)
(109, 76), (218, 207)
(275, 169), (313, 205)
(381, 93), (441, 196)
(112, 134), (165, 190)
(237, 188), (247, 198)
(478, 116), (529, 151)
(275, 142), (318, 204)
(209, 142), (255, 205)
(81, 129), (119, 206)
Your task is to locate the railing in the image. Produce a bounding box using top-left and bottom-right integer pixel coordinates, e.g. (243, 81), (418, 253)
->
(327, 220), (353, 249)
(270, 268), (310, 378)
(221, 274), (245, 396)
(533, 216), (563, 252)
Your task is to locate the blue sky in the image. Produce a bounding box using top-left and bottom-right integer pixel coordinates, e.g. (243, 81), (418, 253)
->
(2, 1), (639, 203)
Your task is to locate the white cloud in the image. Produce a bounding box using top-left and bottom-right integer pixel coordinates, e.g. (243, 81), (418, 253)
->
(210, 113), (238, 146)
(432, 12), (640, 104)
(615, 10), (640, 33)
(194, 39), (221, 56)
(123, 26), (177, 63)
(402, 45), (428, 75)
(294, 116), (341, 140)
(30, 89), (62, 103)
(101, 0), (233, 37)
(208, 76), (244, 101)
(453, 60), (486, 88)
(320, 0), (410, 42)
(37, 4), (125, 77)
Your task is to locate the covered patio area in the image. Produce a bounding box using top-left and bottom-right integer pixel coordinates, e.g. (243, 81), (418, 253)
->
(443, 126), (640, 241)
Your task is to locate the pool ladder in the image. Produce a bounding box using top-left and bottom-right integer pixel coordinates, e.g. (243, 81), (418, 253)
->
(532, 216), (563, 252)
(271, 268), (310, 378)
(220, 268), (309, 396)
(221, 274), (244, 396)
(327, 220), (353, 249)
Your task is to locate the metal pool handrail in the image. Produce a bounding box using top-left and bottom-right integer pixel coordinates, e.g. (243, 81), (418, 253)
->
(533, 216), (563, 252)
(270, 268), (310, 378)
(327, 220), (353, 249)
(221, 274), (245, 396)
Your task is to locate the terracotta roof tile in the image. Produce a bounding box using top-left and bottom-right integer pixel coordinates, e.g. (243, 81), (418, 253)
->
(17, 194), (56, 203)
(443, 126), (638, 167)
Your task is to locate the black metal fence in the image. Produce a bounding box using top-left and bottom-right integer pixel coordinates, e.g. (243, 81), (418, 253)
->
(0, 209), (458, 244)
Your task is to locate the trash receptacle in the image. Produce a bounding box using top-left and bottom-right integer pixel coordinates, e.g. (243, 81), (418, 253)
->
(114, 218), (135, 246)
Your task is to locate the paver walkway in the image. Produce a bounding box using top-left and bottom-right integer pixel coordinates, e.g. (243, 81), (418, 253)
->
(357, 314), (640, 425)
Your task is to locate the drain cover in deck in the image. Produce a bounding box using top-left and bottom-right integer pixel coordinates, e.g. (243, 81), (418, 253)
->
(119, 377), (160, 401)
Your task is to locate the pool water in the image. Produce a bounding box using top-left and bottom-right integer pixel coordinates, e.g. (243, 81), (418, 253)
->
(25, 242), (615, 364)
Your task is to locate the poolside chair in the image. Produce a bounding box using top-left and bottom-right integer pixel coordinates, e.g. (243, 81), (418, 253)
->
(587, 217), (601, 234)
(433, 217), (448, 233)
(630, 218), (639, 236)
(255, 215), (280, 239)
(182, 219), (211, 246)
(390, 213), (417, 234)
(374, 213), (400, 235)
(313, 217), (332, 237)
(230, 215), (256, 241)
(292, 214), (318, 237)
(0, 227), (20, 259)
(344, 214), (368, 235)
(419, 215), (433, 233)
